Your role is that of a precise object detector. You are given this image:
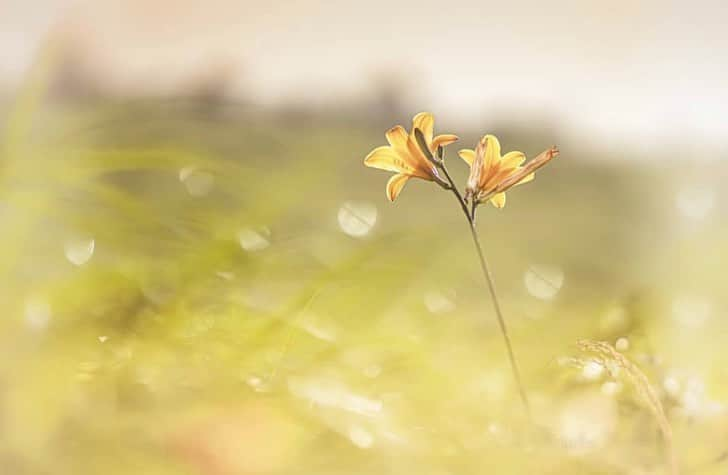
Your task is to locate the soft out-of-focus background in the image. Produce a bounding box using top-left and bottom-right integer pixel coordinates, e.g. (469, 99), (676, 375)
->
(1, 1), (727, 474)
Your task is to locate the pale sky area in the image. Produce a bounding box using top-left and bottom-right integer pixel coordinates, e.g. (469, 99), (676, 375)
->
(1, 0), (727, 152)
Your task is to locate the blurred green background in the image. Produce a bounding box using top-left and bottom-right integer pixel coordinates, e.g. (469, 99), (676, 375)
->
(2, 2), (728, 474)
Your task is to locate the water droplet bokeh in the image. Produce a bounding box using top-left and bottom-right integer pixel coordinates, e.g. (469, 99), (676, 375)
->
(337, 201), (377, 238)
(524, 265), (564, 300)
(64, 238), (95, 266)
(238, 227), (271, 252)
(179, 166), (215, 197)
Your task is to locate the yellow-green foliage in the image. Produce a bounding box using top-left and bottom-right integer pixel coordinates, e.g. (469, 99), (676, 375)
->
(1, 85), (727, 475)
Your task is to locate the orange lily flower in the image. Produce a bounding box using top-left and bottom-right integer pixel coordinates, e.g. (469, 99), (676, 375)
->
(459, 135), (558, 209)
(364, 112), (458, 201)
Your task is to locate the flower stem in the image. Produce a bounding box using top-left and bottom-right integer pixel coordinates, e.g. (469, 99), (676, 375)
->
(439, 162), (471, 220)
(439, 160), (532, 422)
(466, 213), (532, 423)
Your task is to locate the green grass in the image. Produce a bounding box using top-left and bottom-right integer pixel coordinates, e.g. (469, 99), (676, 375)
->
(0, 95), (727, 475)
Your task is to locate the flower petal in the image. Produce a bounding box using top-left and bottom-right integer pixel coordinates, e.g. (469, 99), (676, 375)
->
(364, 146), (411, 173)
(500, 151), (526, 169)
(405, 134), (435, 175)
(490, 192), (506, 208)
(458, 149), (476, 166)
(483, 135), (501, 169)
(386, 173), (410, 202)
(493, 145), (557, 193)
(384, 126), (433, 178)
(483, 165), (516, 191)
(432, 134), (459, 151)
(517, 172), (535, 185)
(386, 125), (410, 158)
(412, 112), (434, 144)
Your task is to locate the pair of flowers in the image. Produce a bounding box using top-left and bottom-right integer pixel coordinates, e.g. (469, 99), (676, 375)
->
(363, 112), (558, 420)
(364, 112), (558, 208)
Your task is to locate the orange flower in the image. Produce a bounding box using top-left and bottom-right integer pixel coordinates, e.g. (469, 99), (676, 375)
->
(364, 112), (458, 201)
(459, 135), (558, 208)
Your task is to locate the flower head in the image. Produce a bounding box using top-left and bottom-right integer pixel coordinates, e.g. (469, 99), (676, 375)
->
(459, 135), (558, 208)
(364, 112), (458, 201)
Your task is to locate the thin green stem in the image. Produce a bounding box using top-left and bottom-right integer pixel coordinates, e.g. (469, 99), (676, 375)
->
(439, 162), (471, 220)
(438, 159), (531, 422)
(467, 211), (532, 422)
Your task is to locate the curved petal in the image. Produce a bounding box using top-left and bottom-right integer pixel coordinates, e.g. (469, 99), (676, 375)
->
(364, 146), (412, 173)
(483, 165), (516, 191)
(458, 149), (476, 166)
(385, 125), (411, 158)
(489, 192), (506, 208)
(501, 151), (526, 169)
(432, 134), (459, 151)
(483, 135), (501, 169)
(386, 173), (410, 202)
(405, 135), (436, 175)
(516, 172), (535, 186)
(384, 126), (433, 178)
(412, 112), (435, 144)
